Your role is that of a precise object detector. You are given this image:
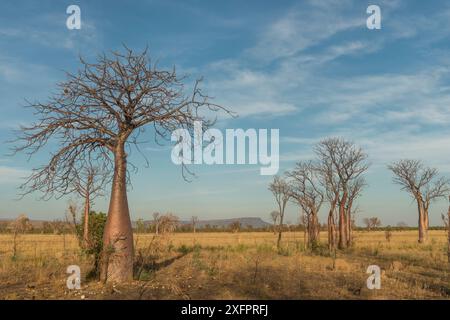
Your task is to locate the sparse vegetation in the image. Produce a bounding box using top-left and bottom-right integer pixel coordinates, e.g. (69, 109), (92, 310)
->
(1, 230), (450, 299)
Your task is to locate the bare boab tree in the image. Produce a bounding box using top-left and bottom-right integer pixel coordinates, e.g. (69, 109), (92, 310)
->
(158, 213), (180, 234)
(230, 220), (241, 233)
(153, 212), (161, 235)
(191, 216), (199, 233)
(363, 217), (381, 231)
(270, 210), (280, 234)
(12, 47), (229, 283)
(72, 166), (105, 248)
(287, 161), (323, 247)
(9, 214), (32, 258)
(345, 177), (365, 246)
(314, 138), (369, 249)
(315, 151), (339, 251)
(388, 159), (449, 243)
(269, 176), (291, 249)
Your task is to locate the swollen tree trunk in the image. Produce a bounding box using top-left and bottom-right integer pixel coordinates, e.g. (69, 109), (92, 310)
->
(346, 200), (354, 247)
(327, 213), (334, 250)
(327, 200), (337, 251)
(310, 209), (320, 246)
(101, 142), (134, 283)
(338, 191), (348, 249)
(424, 203), (430, 230)
(417, 198), (427, 244)
(277, 214), (284, 249)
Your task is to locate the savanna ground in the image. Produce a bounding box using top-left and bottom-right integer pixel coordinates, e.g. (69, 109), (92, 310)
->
(0, 230), (449, 300)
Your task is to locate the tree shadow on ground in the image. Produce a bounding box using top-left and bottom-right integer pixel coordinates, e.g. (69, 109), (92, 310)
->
(134, 252), (188, 280)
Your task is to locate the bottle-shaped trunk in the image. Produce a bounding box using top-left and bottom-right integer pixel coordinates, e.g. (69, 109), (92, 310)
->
(327, 201), (337, 251)
(309, 209), (320, 246)
(338, 191), (348, 249)
(346, 200), (354, 247)
(327, 212), (334, 250)
(101, 143), (134, 283)
(277, 212), (284, 249)
(417, 198), (428, 243)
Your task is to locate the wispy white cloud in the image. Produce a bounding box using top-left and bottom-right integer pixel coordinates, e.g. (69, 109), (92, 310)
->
(246, 0), (364, 62)
(0, 12), (100, 50)
(0, 166), (29, 185)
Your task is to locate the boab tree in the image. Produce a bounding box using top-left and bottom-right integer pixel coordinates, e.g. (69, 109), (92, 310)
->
(270, 210), (280, 234)
(12, 47), (229, 283)
(314, 138), (369, 249)
(287, 161), (323, 247)
(363, 217), (381, 231)
(72, 166), (105, 248)
(345, 176), (365, 246)
(153, 212), (161, 235)
(191, 216), (199, 233)
(158, 213), (180, 234)
(315, 149), (339, 250)
(9, 214), (33, 259)
(388, 159), (449, 243)
(269, 176), (291, 249)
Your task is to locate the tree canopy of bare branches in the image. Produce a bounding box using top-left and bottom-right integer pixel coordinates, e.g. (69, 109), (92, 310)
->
(9, 214), (33, 258)
(9, 214), (32, 234)
(287, 161), (323, 247)
(158, 213), (180, 235)
(388, 159), (450, 243)
(12, 46), (229, 283)
(71, 166), (105, 247)
(314, 137), (369, 249)
(363, 217), (381, 231)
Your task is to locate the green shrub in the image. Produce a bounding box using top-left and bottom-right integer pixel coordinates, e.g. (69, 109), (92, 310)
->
(74, 211), (107, 279)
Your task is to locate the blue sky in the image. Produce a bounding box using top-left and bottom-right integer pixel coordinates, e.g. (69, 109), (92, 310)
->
(1, 0), (450, 226)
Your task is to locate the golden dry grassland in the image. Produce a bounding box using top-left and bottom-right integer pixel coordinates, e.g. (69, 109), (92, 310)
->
(0, 230), (449, 300)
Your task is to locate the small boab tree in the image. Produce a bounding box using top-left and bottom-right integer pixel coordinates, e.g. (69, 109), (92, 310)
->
(9, 214), (32, 259)
(12, 47), (229, 283)
(287, 161), (323, 248)
(72, 166), (105, 248)
(388, 159), (449, 243)
(191, 216), (199, 233)
(270, 210), (280, 234)
(269, 176), (291, 249)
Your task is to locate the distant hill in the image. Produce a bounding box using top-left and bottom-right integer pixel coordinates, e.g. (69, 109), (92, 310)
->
(179, 217), (271, 229)
(132, 217), (271, 229)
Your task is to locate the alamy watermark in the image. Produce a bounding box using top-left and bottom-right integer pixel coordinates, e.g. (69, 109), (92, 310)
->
(171, 121), (279, 175)
(66, 5), (81, 30)
(66, 265), (81, 289)
(366, 265), (381, 290)
(366, 5), (381, 30)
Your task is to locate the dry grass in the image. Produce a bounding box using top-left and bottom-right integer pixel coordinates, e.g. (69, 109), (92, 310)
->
(0, 230), (449, 300)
